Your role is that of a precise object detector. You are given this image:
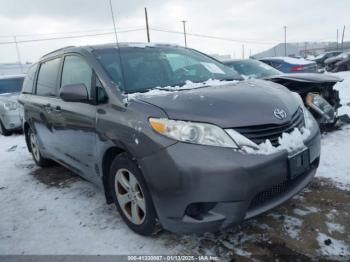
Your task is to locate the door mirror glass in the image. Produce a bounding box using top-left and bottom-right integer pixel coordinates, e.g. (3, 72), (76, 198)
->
(60, 84), (89, 103)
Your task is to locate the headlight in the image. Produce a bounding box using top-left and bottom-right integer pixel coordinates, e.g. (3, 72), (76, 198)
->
(149, 118), (242, 148)
(3, 101), (18, 111)
(306, 93), (335, 122)
(292, 92), (314, 129)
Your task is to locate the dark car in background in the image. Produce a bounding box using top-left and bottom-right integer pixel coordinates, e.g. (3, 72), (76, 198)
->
(0, 75), (25, 136)
(311, 51), (343, 69)
(224, 59), (344, 127)
(259, 57), (317, 73)
(19, 43), (320, 235)
(325, 51), (350, 72)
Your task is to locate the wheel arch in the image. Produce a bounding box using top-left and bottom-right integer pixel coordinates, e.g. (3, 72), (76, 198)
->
(101, 146), (126, 204)
(23, 122), (32, 153)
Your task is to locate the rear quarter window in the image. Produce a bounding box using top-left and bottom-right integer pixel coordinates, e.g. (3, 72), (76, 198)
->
(36, 58), (61, 97)
(22, 64), (38, 94)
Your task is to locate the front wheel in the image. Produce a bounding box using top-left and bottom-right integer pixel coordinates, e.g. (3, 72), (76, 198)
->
(109, 153), (157, 236)
(0, 120), (11, 136)
(28, 128), (52, 167)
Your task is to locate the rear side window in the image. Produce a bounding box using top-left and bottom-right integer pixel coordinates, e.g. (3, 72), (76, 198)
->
(0, 78), (24, 94)
(36, 58), (61, 97)
(22, 64), (38, 94)
(61, 55), (93, 97)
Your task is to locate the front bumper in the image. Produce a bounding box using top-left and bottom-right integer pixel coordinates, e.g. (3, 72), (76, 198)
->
(140, 122), (321, 234)
(0, 110), (22, 130)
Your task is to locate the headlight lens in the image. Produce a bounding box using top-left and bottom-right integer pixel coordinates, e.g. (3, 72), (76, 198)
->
(149, 118), (240, 148)
(3, 101), (18, 111)
(292, 92), (314, 129)
(306, 93), (335, 122)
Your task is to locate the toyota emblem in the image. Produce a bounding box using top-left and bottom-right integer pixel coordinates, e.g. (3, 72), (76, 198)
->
(274, 108), (287, 120)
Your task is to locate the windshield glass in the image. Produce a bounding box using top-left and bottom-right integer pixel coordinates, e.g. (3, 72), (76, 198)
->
(94, 46), (242, 93)
(0, 77), (24, 94)
(225, 59), (281, 79)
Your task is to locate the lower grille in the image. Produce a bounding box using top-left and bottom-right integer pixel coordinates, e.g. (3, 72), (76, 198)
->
(249, 173), (306, 210)
(233, 108), (305, 146)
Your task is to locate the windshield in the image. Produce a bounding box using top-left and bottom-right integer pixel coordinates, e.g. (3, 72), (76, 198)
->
(225, 59), (281, 79)
(94, 46), (242, 93)
(0, 77), (24, 94)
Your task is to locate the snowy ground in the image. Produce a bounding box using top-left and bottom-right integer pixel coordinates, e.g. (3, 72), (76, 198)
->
(1, 72), (350, 260)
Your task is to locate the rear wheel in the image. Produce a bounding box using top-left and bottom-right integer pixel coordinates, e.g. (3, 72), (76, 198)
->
(0, 120), (11, 136)
(28, 128), (52, 167)
(109, 153), (157, 235)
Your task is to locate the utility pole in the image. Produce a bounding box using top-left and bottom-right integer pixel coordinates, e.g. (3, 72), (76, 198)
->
(341, 25), (346, 51)
(242, 44), (245, 59)
(13, 36), (23, 73)
(181, 20), (187, 47)
(284, 26), (287, 56)
(144, 7), (150, 42)
(337, 29), (339, 50)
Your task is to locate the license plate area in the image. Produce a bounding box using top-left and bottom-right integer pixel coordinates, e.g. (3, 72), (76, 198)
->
(288, 149), (310, 180)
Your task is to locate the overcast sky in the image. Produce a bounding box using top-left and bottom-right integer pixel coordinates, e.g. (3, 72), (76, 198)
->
(0, 0), (349, 63)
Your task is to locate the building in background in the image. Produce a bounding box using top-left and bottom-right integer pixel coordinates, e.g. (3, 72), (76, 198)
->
(252, 42), (350, 59)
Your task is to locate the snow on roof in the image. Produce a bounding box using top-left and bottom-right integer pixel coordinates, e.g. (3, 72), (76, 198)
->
(262, 56), (314, 65)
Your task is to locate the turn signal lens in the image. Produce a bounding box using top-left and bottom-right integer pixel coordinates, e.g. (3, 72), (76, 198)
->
(149, 118), (166, 134)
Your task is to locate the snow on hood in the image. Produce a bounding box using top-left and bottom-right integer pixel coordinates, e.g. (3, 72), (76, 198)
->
(123, 79), (239, 102)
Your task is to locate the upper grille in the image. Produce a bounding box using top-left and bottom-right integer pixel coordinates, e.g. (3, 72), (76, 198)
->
(233, 108), (305, 147)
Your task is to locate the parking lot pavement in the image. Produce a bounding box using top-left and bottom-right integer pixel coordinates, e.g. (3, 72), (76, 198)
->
(0, 71), (349, 259)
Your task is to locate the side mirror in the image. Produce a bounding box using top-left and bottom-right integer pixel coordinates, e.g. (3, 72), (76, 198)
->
(60, 84), (89, 103)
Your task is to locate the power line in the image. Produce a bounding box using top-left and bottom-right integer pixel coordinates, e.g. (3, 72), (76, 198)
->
(0, 28), (145, 45)
(150, 27), (276, 45)
(0, 26), (144, 39)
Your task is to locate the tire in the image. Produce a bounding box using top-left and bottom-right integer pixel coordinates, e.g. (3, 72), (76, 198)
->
(28, 128), (52, 167)
(109, 153), (157, 236)
(0, 120), (11, 136)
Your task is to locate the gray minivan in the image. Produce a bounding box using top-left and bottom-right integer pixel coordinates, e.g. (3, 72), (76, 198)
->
(19, 43), (321, 235)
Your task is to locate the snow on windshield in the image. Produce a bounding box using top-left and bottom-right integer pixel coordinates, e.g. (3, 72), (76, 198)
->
(124, 78), (239, 102)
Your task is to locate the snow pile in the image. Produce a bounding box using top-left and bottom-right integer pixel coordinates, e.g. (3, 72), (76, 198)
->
(283, 215), (303, 240)
(326, 222), (345, 234)
(124, 79), (238, 102)
(317, 71), (350, 189)
(293, 206), (319, 216)
(317, 233), (350, 257)
(243, 127), (310, 155)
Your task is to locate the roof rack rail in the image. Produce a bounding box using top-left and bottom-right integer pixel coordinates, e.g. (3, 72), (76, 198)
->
(41, 46), (75, 58)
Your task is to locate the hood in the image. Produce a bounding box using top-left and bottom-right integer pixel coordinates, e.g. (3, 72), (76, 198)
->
(135, 80), (300, 128)
(0, 92), (19, 102)
(325, 56), (342, 64)
(265, 73), (342, 83)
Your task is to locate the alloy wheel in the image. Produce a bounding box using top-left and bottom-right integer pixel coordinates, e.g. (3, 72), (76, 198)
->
(30, 132), (41, 162)
(115, 168), (146, 225)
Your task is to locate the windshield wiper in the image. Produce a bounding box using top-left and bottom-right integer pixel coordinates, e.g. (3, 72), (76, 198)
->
(219, 77), (243, 81)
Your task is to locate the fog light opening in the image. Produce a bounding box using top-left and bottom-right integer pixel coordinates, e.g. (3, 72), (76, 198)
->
(185, 203), (216, 220)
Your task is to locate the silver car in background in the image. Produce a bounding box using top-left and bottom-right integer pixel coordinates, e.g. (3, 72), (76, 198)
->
(0, 75), (25, 136)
